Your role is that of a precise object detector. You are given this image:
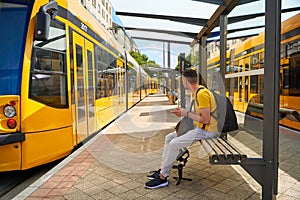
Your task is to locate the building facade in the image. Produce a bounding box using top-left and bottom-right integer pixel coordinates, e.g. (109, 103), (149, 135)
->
(79, 0), (112, 29)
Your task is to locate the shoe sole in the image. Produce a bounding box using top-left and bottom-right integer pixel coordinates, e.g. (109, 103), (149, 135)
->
(147, 175), (169, 180)
(145, 181), (168, 189)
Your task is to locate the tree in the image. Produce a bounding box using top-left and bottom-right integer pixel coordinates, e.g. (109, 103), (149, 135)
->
(129, 51), (161, 77)
(129, 51), (148, 65)
(175, 54), (192, 71)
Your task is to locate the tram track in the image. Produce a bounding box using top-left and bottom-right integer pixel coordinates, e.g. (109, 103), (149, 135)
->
(0, 160), (62, 200)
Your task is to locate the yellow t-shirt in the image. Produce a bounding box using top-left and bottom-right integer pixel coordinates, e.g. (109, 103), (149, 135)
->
(193, 86), (218, 133)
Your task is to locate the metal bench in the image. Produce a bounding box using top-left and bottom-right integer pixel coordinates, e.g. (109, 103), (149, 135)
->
(173, 136), (247, 185)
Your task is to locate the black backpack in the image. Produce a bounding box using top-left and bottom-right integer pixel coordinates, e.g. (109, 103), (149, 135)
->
(196, 87), (239, 133)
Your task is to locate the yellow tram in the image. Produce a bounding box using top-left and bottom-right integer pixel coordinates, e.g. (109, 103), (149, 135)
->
(207, 12), (300, 131)
(0, 0), (156, 172)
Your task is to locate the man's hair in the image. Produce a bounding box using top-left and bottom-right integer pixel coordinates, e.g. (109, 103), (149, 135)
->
(182, 69), (198, 84)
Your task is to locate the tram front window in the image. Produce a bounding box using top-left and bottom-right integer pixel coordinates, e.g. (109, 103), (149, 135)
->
(0, 2), (31, 95)
(30, 20), (67, 108)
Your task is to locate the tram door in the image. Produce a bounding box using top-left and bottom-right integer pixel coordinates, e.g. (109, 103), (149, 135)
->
(72, 32), (95, 144)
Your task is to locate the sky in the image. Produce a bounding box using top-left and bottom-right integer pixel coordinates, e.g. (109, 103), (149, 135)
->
(110, 0), (300, 68)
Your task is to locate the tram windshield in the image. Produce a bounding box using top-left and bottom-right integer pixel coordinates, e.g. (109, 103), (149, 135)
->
(0, 2), (31, 95)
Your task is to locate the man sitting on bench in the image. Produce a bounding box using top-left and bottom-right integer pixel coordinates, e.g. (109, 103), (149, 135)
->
(145, 69), (219, 189)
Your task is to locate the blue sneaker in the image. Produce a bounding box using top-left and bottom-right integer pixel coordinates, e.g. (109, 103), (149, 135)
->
(145, 177), (168, 189)
(147, 169), (160, 180)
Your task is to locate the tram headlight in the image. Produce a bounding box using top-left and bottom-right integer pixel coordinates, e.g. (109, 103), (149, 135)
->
(3, 105), (16, 118)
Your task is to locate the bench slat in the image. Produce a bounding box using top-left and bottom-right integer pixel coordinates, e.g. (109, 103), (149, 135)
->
(216, 138), (241, 161)
(200, 137), (247, 165)
(206, 138), (226, 162)
(210, 138), (235, 160)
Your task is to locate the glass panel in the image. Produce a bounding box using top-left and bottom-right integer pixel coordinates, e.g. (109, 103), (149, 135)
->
(278, 1), (300, 183)
(76, 44), (85, 122)
(128, 67), (137, 93)
(200, 1), (266, 158)
(95, 46), (116, 99)
(70, 37), (75, 105)
(30, 20), (67, 108)
(0, 3), (29, 95)
(87, 49), (95, 117)
(280, 6), (300, 131)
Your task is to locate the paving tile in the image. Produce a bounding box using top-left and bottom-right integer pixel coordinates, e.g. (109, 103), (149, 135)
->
(64, 187), (96, 200)
(28, 188), (51, 197)
(227, 182), (257, 199)
(47, 188), (69, 196)
(39, 181), (60, 189)
(117, 189), (143, 199)
(107, 184), (131, 195)
(73, 180), (96, 191)
(122, 180), (143, 190)
(277, 194), (297, 200)
(284, 188), (300, 198)
(131, 186), (151, 196)
(144, 189), (170, 200)
(81, 185), (105, 196)
(25, 197), (45, 200)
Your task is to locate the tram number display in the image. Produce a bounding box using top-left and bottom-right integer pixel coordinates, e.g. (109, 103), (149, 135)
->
(81, 23), (88, 32)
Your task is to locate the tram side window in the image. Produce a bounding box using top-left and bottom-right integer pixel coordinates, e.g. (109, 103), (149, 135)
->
(128, 68), (137, 93)
(250, 75), (258, 93)
(95, 46), (116, 99)
(245, 63), (249, 71)
(30, 20), (67, 108)
(234, 77), (238, 92)
(283, 68), (289, 89)
(259, 53), (264, 69)
(289, 54), (300, 96)
(260, 75), (264, 102)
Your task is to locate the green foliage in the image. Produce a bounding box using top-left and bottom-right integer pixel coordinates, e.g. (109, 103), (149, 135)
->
(129, 51), (148, 65)
(129, 51), (161, 77)
(175, 54), (192, 71)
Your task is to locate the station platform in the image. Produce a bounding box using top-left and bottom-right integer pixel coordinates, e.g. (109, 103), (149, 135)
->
(14, 94), (300, 200)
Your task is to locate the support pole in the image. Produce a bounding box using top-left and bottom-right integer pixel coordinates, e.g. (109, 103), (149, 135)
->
(179, 53), (186, 108)
(198, 36), (207, 86)
(163, 42), (165, 68)
(124, 51), (128, 111)
(262, 0), (281, 198)
(219, 14), (227, 91)
(123, 30), (128, 111)
(168, 42), (171, 69)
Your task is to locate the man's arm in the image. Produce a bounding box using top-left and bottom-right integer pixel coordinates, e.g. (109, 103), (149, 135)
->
(187, 108), (210, 125)
(171, 107), (211, 125)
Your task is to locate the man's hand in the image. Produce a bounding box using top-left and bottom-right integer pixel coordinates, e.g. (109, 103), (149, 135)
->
(170, 107), (187, 117)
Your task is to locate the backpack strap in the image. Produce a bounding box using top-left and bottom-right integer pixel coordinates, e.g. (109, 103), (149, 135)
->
(194, 86), (205, 107)
(188, 86), (204, 111)
(194, 86), (206, 129)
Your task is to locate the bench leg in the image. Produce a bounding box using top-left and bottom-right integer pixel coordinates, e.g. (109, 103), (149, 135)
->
(173, 164), (192, 185)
